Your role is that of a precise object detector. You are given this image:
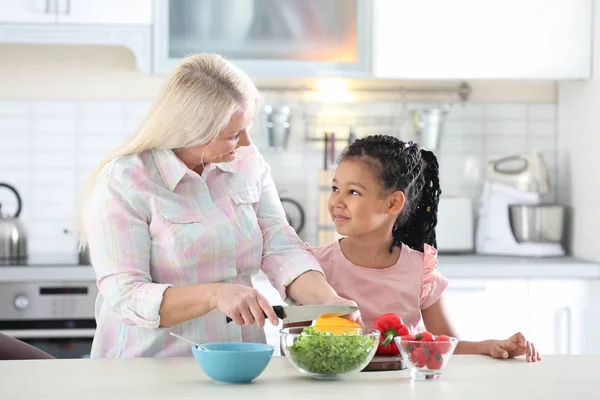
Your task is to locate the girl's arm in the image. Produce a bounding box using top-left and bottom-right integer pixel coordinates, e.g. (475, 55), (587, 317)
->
(421, 294), (541, 361)
(420, 294), (492, 355)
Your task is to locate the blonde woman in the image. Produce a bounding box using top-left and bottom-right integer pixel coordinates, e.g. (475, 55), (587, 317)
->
(80, 54), (357, 358)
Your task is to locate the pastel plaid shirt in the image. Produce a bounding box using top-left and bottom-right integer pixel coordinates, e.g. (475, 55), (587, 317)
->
(83, 145), (321, 358)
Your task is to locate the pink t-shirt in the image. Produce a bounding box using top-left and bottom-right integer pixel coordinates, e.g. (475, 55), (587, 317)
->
(308, 240), (449, 332)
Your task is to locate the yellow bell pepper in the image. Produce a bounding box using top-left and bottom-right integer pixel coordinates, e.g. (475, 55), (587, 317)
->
(313, 313), (361, 334)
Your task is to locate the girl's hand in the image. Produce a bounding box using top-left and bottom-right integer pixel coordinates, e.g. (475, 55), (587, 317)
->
(322, 295), (364, 326)
(489, 332), (541, 362)
(213, 284), (279, 328)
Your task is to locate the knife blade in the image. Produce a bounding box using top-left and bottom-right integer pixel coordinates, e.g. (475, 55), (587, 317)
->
(225, 304), (358, 324)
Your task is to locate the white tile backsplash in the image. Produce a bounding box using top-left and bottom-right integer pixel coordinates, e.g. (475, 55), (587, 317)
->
(485, 135), (529, 154)
(0, 101), (28, 116)
(79, 101), (126, 118)
(0, 99), (558, 252)
(31, 118), (76, 135)
(31, 134), (77, 151)
(80, 119), (125, 135)
(443, 120), (484, 136)
(445, 103), (484, 121)
(31, 101), (76, 117)
(528, 104), (556, 120)
(0, 117), (28, 134)
(0, 153), (29, 168)
(485, 120), (528, 136)
(528, 120), (556, 136)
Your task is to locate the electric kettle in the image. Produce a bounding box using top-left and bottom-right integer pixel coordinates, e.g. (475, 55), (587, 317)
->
(0, 183), (28, 265)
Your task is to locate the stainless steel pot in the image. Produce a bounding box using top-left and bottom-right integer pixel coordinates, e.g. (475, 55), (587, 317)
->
(509, 205), (565, 243)
(412, 106), (448, 151)
(0, 183), (27, 265)
(263, 105), (291, 150)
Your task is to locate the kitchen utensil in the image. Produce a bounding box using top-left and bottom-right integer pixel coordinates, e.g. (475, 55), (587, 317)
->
(330, 131), (336, 165)
(0, 183), (27, 266)
(411, 106), (448, 151)
(191, 342), (274, 384)
(486, 152), (550, 194)
(264, 105), (291, 150)
(509, 204), (565, 243)
(280, 197), (305, 234)
(280, 326), (379, 379)
(226, 304), (358, 324)
(169, 332), (210, 351)
(395, 336), (459, 381)
(348, 126), (356, 145)
(475, 152), (564, 257)
(63, 229), (91, 265)
(323, 132), (329, 170)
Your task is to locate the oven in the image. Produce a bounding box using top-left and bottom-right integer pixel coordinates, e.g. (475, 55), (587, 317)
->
(0, 279), (98, 359)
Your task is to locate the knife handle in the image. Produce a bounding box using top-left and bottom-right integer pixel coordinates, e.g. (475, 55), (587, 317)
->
(225, 305), (285, 324)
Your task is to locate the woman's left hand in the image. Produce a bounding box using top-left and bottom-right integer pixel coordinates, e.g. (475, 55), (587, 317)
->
(322, 296), (364, 326)
(489, 332), (541, 362)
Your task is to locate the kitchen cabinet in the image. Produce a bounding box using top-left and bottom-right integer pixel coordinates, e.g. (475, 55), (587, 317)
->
(372, 0), (592, 80)
(0, 0), (56, 24)
(528, 280), (600, 355)
(0, 0), (152, 72)
(443, 279), (530, 342)
(153, 0), (371, 77)
(0, 0), (151, 25)
(55, 0), (152, 25)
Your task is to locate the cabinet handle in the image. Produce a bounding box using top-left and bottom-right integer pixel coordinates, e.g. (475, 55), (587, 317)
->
(554, 307), (572, 354)
(45, 0), (51, 14)
(65, 0), (71, 15)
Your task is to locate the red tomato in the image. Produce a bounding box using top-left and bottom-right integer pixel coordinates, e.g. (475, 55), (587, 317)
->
(415, 331), (435, 342)
(410, 347), (429, 368)
(432, 335), (452, 354)
(401, 334), (417, 352)
(426, 354), (444, 370)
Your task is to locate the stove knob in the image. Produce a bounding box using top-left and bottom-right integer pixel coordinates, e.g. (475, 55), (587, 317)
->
(13, 294), (30, 310)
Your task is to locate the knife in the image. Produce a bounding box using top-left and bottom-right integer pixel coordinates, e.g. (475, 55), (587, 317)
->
(225, 304), (358, 324)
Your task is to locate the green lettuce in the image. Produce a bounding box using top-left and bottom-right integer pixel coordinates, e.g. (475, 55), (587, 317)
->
(287, 327), (376, 375)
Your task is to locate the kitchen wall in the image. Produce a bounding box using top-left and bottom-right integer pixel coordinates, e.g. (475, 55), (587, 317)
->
(556, 0), (600, 263)
(0, 44), (560, 253)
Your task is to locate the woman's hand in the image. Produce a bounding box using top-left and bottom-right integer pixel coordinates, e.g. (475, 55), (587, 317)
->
(212, 284), (279, 328)
(488, 332), (541, 362)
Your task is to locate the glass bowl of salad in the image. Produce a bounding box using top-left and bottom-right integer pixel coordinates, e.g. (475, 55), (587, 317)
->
(280, 326), (380, 380)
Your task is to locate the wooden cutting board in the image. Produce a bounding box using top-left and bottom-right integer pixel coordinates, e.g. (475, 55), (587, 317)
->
(362, 355), (407, 372)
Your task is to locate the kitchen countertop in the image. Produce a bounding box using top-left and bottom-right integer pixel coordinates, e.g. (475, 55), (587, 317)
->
(0, 355), (596, 399)
(1, 254), (599, 282)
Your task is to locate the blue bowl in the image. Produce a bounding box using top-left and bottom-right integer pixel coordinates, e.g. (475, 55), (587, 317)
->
(191, 342), (274, 384)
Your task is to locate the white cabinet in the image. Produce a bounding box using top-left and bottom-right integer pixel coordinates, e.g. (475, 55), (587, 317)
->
(0, 0), (56, 23)
(443, 279), (529, 342)
(0, 0), (151, 25)
(528, 280), (600, 355)
(0, 0), (152, 73)
(372, 0), (592, 80)
(55, 0), (152, 25)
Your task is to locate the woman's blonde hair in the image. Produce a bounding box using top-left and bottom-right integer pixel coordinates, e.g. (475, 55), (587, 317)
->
(78, 54), (260, 248)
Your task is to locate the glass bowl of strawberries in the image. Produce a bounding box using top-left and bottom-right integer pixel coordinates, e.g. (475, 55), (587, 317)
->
(394, 332), (459, 380)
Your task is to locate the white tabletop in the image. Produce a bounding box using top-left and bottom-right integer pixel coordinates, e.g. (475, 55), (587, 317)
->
(0, 355), (597, 399)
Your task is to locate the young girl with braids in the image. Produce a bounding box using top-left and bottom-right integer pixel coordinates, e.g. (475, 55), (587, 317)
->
(308, 135), (541, 362)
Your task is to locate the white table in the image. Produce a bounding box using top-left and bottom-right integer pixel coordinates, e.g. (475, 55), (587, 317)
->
(0, 355), (597, 399)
